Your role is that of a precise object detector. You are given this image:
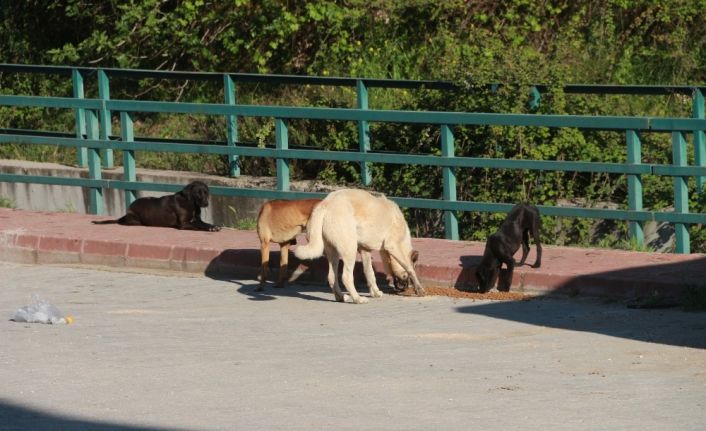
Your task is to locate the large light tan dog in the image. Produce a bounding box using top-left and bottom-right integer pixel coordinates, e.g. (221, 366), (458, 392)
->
(294, 189), (425, 304)
(257, 198), (321, 291)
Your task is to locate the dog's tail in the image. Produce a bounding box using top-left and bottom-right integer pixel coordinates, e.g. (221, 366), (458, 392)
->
(91, 219), (119, 225)
(293, 201), (326, 260)
(92, 215), (128, 225)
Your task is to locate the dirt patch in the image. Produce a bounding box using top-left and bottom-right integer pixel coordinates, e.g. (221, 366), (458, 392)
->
(398, 286), (531, 301)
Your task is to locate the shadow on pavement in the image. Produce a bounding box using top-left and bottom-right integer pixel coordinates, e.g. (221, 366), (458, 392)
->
(0, 399), (191, 431)
(204, 249), (395, 303)
(454, 254), (706, 349)
(455, 297), (706, 349)
(225, 278), (334, 303)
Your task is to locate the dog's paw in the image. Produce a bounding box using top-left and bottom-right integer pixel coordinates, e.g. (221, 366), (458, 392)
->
(370, 290), (384, 298)
(343, 294), (369, 304)
(209, 225), (222, 232)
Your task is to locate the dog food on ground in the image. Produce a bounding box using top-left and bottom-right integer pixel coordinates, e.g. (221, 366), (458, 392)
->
(398, 286), (531, 301)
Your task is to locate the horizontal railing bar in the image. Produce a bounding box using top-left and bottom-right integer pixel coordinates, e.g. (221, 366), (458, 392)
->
(0, 64), (453, 90)
(0, 64), (91, 76)
(4, 173), (704, 224)
(357, 197), (706, 223)
(537, 206), (654, 221)
(0, 128), (253, 148)
(4, 132), (702, 179)
(543, 84), (703, 96)
(5, 95), (706, 132)
(0, 95), (102, 110)
(298, 151), (654, 174)
(653, 212), (706, 224)
(649, 118), (706, 132)
(0, 174), (106, 188)
(391, 198), (652, 220)
(652, 165), (706, 176)
(0, 134), (110, 149)
(4, 64), (706, 95)
(275, 149), (653, 174)
(0, 128), (75, 139)
(0, 133), (652, 174)
(106, 99), (656, 130)
(96, 181), (329, 200)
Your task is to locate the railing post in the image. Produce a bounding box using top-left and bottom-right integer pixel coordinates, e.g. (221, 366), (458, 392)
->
(441, 125), (459, 240)
(120, 112), (137, 206)
(672, 131), (690, 253)
(85, 109), (104, 215)
(97, 69), (114, 168)
(72, 68), (87, 167)
(626, 130), (644, 247)
(224, 74), (240, 177)
(356, 79), (372, 186)
(275, 118), (289, 191)
(693, 88), (705, 193)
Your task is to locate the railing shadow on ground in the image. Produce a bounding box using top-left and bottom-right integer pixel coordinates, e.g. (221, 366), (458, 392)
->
(452, 255), (706, 350)
(0, 399), (192, 431)
(203, 250), (395, 303)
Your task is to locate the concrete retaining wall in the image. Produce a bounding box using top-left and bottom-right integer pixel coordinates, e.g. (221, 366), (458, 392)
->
(0, 159), (334, 227)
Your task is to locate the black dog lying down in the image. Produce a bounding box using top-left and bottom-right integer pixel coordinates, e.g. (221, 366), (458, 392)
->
(476, 203), (542, 293)
(92, 181), (220, 231)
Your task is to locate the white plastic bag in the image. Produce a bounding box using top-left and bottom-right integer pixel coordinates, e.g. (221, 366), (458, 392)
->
(12, 294), (73, 324)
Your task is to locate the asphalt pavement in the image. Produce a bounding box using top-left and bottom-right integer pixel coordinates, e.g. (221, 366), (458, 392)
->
(1, 261), (704, 431)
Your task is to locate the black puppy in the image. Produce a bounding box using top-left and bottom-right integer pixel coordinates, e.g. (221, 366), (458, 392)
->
(475, 203), (542, 293)
(93, 181), (220, 231)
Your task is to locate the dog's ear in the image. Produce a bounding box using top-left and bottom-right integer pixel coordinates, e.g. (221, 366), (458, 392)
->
(411, 250), (419, 264)
(190, 182), (210, 207)
(180, 182), (195, 197)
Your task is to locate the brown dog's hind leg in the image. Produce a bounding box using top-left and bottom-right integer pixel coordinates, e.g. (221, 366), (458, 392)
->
(275, 243), (290, 288)
(258, 241), (269, 291)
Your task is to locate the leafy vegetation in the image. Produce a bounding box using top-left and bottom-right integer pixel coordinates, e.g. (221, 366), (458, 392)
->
(1, 1), (705, 250)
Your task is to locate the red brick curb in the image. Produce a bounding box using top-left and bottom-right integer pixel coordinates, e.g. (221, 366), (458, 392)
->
(1, 208), (704, 300)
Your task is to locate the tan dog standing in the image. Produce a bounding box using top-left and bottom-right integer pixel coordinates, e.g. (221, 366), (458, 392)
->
(294, 189), (425, 304)
(257, 198), (321, 291)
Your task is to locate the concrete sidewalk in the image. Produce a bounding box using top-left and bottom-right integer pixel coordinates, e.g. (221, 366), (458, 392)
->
(1, 208), (705, 301)
(2, 262), (705, 431)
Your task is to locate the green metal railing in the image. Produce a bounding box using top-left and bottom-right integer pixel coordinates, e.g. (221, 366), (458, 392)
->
(1, 64), (705, 253)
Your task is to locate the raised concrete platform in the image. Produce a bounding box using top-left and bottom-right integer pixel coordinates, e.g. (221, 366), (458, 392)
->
(1, 208), (704, 300)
